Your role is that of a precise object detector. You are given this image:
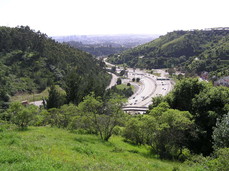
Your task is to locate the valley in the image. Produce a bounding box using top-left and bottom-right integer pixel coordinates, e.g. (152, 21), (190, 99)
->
(0, 26), (228, 171)
(0, 0), (229, 169)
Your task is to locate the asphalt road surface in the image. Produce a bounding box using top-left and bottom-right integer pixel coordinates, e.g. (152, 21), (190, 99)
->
(104, 58), (173, 108)
(106, 72), (118, 89)
(125, 68), (172, 108)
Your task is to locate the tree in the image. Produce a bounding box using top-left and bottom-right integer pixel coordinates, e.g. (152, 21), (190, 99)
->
(0, 89), (10, 110)
(136, 77), (140, 82)
(191, 86), (229, 155)
(116, 78), (122, 85)
(64, 69), (82, 105)
(132, 78), (135, 82)
(163, 78), (229, 156)
(123, 87), (134, 97)
(111, 66), (116, 73)
(127, 82), (131, 86)
(168, 68), (176, 76)
(119, 70), (126, 76)
(47, 104), (78, 128)
(101, 95), (125, 141)
(124, 102), (194, 160)
(186, 148), (229, 171)
(177, 74), (184, 80)
(149, 95), (164, 109)
(166, 78), (206, 112)
(124, 115), (156, 146)
(46, 84), (65, 109)
(149, 105), (194, 160)
(6, 102), (37, 129)
(149, 102), (170, 116)
(77, 93), (125, 141)
(206, 148), (229, 171)
(77, 93), (103, 134)
(124, 117), (144, 145)
(212, 113), (229, 150)
(0, 64), (10, 110)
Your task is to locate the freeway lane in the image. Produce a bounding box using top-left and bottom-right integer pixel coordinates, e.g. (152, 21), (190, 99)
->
(106, 72), (118, 90)
(127, 75), (156, 107)
(104, 58), (173, 111)
(125, 69), (172, 108)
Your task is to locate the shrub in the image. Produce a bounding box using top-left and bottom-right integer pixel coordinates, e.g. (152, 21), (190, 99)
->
(212, 113), (229, 149)
(6, 102), (38, 129)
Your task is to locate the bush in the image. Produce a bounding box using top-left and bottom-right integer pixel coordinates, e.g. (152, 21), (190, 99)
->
(116, 78), (122, 85)
(6, 102), (38, 129)
(185, 148), (229, 171)
(207, 148), (229, 171)
(112, 126), (124, 136)
(212, 113), (229, 149)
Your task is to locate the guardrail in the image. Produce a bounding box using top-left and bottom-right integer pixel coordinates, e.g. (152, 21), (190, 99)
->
(122, 106), (148, 112)
(123, 106), (148, 109)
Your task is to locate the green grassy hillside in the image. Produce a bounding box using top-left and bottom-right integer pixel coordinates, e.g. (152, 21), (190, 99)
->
(108, 28), (229, 79)
(0, 126), (202, 170)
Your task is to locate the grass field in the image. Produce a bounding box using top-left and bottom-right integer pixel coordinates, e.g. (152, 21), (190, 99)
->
(0, 126), (204, 170)
(152, 72), (161, 77)
(10, 85), (65, 103)
(116, 84), (134, 90)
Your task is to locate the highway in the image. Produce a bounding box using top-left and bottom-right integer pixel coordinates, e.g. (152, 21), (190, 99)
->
(106, 72), (118, 90)
(125, 69), (172, 108)
(104, 58), (173, 112)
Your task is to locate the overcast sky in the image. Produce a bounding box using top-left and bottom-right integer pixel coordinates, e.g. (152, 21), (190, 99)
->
(0, 0), (228, 36)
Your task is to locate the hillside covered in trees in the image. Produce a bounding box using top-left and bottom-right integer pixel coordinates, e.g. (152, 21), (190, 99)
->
(0, 26), (228, 170)
(0, 26), (110, 108)
(108, 28), (229, 79)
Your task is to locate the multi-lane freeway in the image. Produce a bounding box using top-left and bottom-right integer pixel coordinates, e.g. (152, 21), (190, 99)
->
(104, 58), (173, 113)
(106, 72), (118, 90)
(124, 68), (172, 108)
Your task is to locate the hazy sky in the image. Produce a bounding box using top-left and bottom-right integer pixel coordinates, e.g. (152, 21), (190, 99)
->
(0, 0), (228, 36)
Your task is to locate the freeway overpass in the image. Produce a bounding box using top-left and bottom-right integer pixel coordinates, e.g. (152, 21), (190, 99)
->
(122, 106), (148, 114)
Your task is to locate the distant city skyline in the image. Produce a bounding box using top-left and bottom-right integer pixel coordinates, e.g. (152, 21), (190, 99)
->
(0, 0), (228, 36)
